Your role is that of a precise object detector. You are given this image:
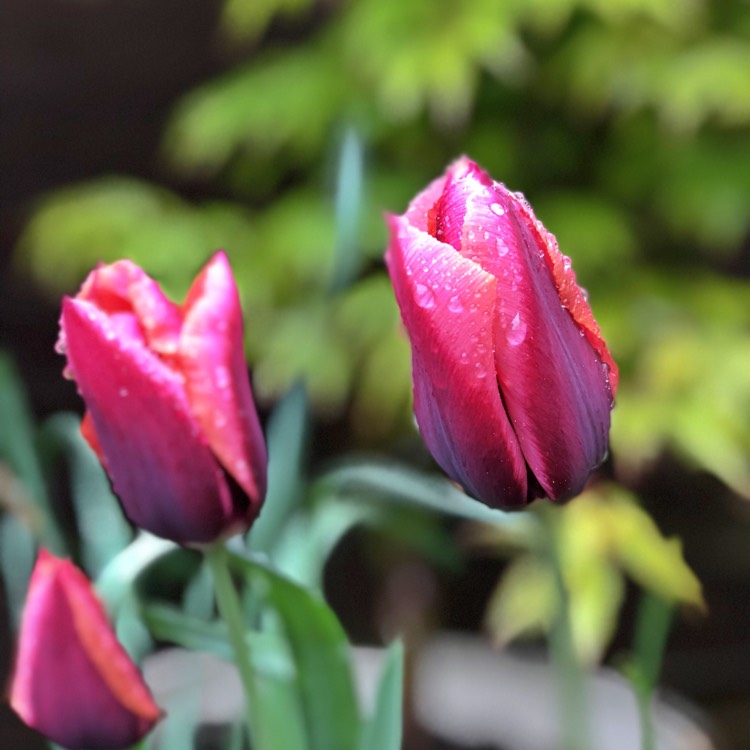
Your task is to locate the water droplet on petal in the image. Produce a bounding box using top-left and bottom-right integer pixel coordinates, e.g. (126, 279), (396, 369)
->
(507, 312), (528, 346)
(448, 295), (463, 313)
(415, 283), (436, 310)
(475, 362), (487, 379)
(119, 387), (129, 397)
(490, 203), (505, 217)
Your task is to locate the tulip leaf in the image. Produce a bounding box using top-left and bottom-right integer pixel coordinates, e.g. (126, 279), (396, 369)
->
(318, 458), (527, 526)
(181, 559), (215, 621)
(484, 556), (554, 646)
(0, 515), (36, 629)
(248, 383), (309, 556)
(358, 640), (404, 750)
(96, 533), (179, 613)
(0, 351), (65, 555)
(270, 501), (380, 588)
(331, 127), (364, 292)
(228, 551), (360, 750)
(38, 412), (133, 577)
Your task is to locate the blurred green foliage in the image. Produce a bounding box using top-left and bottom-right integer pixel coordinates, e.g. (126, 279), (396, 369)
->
(478, 484), (704, 665)
(14, 0), (750, 494)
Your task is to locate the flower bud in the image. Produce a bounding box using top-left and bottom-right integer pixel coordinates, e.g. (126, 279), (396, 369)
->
(9, 550), (161, 750)
(58, 252), (267, 544)
(386, 158), (618, 508)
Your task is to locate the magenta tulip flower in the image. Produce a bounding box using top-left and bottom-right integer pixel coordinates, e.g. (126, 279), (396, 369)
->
(9, 550), (162, 750)
(386, 158), (618, 508)
(57, 252), (267, 544)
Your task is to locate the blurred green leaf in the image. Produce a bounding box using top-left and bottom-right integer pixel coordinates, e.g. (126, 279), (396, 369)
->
(358, 640), (404, 750)
(564, 486), (704, 609)
(229, 551), (360, 750)
(164, 46), (345, 176)
(331, 127), (365, 291)
(484, 555), (553, 645)
(0, 352), (65, 555)
(15, 178), (259, 298)
(0, 514), (36, 629)
(38, 412), (132, 577)
(248, 384), (309, 556)
(319, 458), (532, 527)
(484, 485), (702, 663)
(221, 0), (315, 43)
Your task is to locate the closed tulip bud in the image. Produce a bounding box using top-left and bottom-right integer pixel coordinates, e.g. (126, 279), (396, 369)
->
(57, 251), (267, 544)
(386, 158), (618, 508)
(9, 550), (162, 750)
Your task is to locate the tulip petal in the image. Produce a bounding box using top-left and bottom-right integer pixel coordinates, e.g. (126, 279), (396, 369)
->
(179, 252), (267, 510)
(10, 551), (161, 750)
(387, 216), (530, 508)
(511, 192), (619, 395)
(458, 176), (613, 499)
(75, 260), (183, 356)
(61, 298), (238, 544)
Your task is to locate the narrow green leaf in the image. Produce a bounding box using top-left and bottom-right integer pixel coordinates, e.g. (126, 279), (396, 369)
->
(248, 383), (309, 556)
(358, 640), (404, 750)
(228, 551), (360, 750)
(271, 501), (378, 588)
(318, 459), (526, 526)
(0, 515), (36, 629)
(0, 352), (65, 554)
(38, 412), (132, 576)
(142, 601), (294, 678)
(182, 560), (215, 621)
(96, 533), (178, 614)
(331, 127), (364, 291)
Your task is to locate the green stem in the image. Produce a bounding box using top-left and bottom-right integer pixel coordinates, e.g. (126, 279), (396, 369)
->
(537, 507), (591, 750)
(205, 543), (265, 750)
(631, 593), (673, 750)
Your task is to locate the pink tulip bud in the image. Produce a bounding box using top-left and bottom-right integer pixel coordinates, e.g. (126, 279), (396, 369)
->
(57, 252), (267, 544)
(386, 158), (618, 508)
(9, 550), (162, 750)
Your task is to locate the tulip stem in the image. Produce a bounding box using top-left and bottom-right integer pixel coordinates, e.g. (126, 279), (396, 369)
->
(205, 543), (265, 750)
(537, 506), (592, 750)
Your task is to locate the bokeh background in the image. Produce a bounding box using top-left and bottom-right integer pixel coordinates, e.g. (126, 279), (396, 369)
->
(1, 1), (749, 748)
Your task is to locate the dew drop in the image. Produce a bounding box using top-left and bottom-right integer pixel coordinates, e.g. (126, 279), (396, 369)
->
(496, 239), (509, 257)
(119, 387), (129, 397)
(490, 203), (505, 217)
(460, 351), (470, 365)
(507, 313), (528, 346)
(415, 283), (436, 310)
(475, 362), (487, 379)
(448, 295), (463, 313)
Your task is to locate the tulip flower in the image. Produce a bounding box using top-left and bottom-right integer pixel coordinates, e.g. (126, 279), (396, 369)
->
(57, 252), (267, 544)
(386, 158), (618, 508)
(9, 550), (162, 750)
